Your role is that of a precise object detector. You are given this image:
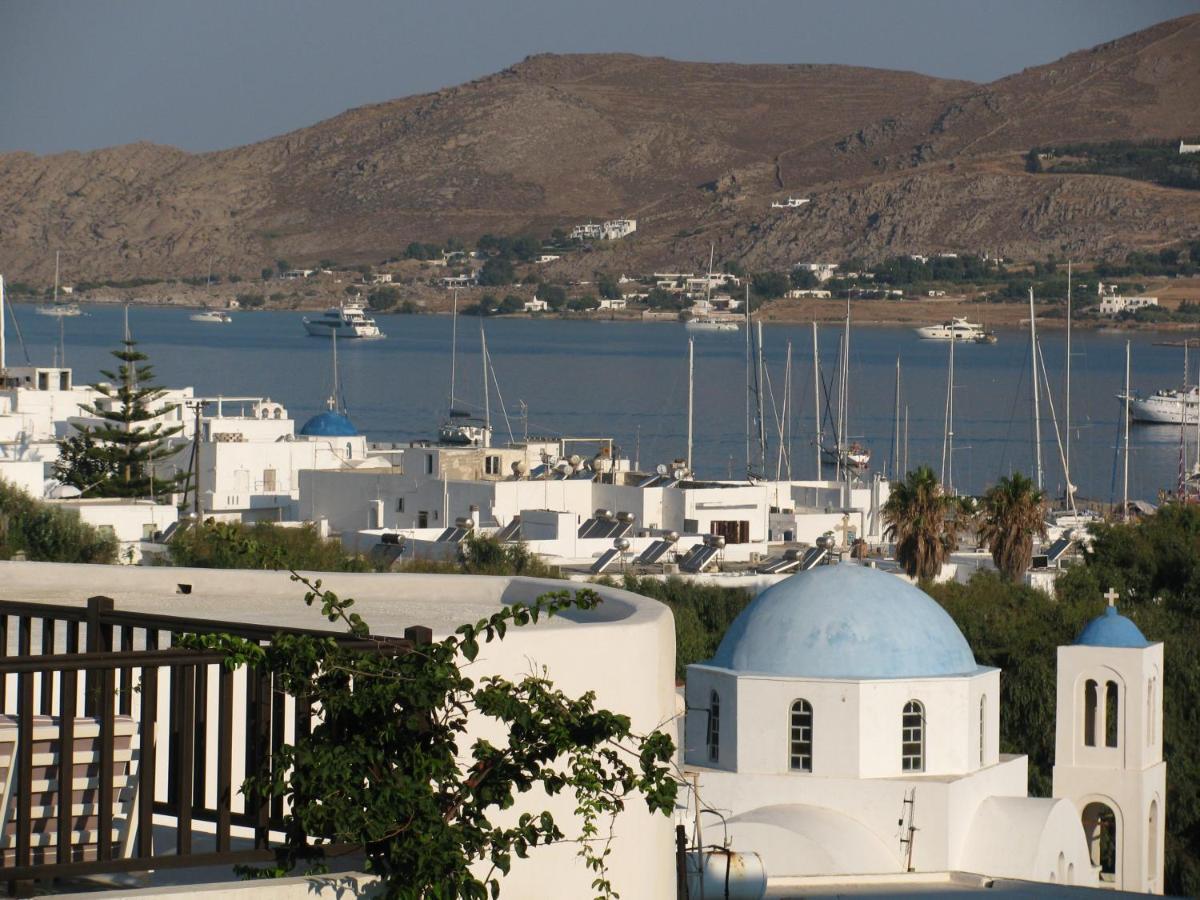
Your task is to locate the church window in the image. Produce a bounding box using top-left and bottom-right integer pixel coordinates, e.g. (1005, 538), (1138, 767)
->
(789, 699), (813, 772)
(1084, 679), (1098, 747)
(1146, 678), (1156, 746)
(1082, 801), (1118, 882)
(707, 690), (720, 762)
(901, 700), (924, 772)
(979, 695), (986, 766)
(1105, 681), (1119, 748)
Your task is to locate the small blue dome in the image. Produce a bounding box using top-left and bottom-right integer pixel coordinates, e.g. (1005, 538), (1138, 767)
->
(1076, 605), (1148, 649)
(708, 563), (979, 679)
(299, 411), (359, 437)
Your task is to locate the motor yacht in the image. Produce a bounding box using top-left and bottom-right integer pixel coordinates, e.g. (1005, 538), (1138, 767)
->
(1122, 385), (1200, 425)
(190, 310), (232, 323)
(303, 302), (385, 339)
(36, 303), (82, 318)
(685, 316), (739, 333)
(915, 317), (993, 342)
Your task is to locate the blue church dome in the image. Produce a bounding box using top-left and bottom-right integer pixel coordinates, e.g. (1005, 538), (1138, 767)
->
(1076, 605), (1148, 649)
(708, 563), (979, 679)
(299, 410), (359, 437)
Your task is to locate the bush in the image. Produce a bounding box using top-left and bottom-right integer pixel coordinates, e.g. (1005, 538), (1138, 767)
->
(751, 271), (791, 300)
(367, 287), (399, 311)
(0, 478), (117, 563)
(237, 293), (265, 308)
(477, 257), (515, 286)
(169, 520), (372, 571)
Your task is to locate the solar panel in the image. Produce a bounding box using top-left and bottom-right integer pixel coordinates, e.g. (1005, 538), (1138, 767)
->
(578, 517), (604, 538)
(1045, 538), (1074, 563)
(800, 546), (828, 570)
(494, 517), (522, 543)
(435, 527), (469, 544)
(637, 474), (661, 488)
(636, 540), (672, 565)
(758, 556), (801, 575)
(680, 544), (719, 574)
(610, 519), (633, 539)
(588, 548), (620, 575)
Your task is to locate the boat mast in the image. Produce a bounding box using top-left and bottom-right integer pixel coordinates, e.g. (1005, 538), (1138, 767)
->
(903, 405), (909, 476)
(941, 339), (955, 492)
(1037, 341), (1074, 513)
(745, 285), (752, 476)
(1065, 260), (1072, 497)
(328, 328), (339, 410)
(785, 340), (793, 481)
(53, 251), (59, 306)
(756, 321), (767, 475)
(837, 295), (850, 481)
(812, 322), (821, 480)
(449, 290), (458, 411)
(687, 336), (694, 474)
(892, 355), (902, 481)
(1029, 287), (1043, 491)
(480, 321), (490, 436)
(1123, 340), (1131, 521)
(0, 275), (6, 375)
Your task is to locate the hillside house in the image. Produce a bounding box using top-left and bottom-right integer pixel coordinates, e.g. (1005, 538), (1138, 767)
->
(1180, 140), (1200, 154)
(793, 263), (839, 282)
(439, 274), (477, 289)
(570, 219), (637, 241)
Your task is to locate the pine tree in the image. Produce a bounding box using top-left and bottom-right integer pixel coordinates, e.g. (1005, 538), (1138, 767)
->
(57, 337), (186, 498)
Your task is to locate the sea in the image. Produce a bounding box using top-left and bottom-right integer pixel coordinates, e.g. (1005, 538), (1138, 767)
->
(8, 303), (1198, 503)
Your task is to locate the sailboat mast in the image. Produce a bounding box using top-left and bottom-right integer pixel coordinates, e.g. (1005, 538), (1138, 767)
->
(1123, 340), (1131, 521)
(480, 321), (490, 434)
(53, 251), (59, 305)
(329, 328), (339, 410)
(1029, 288), (1043, 490)
(0, 275), (6, 374)
(785, 341), (793, 481)
(941, 339), (955, 491)
(745, 286), (752, 476)
(449, 290), (458, 410)
(812, 322), (821, 480)
(756, 321), (767, 475)
(1065, 260), (1072, 490)
(892, 355), (901, 481)
(687, 336), (694, 474)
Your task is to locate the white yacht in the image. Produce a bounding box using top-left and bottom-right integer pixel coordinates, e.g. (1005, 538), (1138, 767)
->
(685, 316), (739, 333)
(438, 410), (492, 447)
(36, 303), (82, 317)
(303, 303), (384, 339)
(1123, 385), (1200, 425)
(190, 310), (232, 323)
(915, 317), (993, 342)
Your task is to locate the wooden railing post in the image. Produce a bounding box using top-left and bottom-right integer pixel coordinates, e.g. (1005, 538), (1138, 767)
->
(85, 596), (114, 716)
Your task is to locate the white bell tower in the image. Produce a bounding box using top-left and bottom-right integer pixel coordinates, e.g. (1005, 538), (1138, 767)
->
(1052, 589), (1165, 893)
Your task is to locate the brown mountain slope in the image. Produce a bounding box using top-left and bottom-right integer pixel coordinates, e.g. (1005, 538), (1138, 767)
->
(1, 16), (1199, 283)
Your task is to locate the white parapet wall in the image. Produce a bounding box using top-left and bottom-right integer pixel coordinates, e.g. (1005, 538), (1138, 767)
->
(0, 562), (677, 900)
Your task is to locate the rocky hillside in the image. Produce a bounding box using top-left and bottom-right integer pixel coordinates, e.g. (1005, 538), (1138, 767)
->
(1, 15), (1198, 283)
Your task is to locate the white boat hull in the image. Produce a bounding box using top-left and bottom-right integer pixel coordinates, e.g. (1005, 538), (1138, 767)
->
(686, 320), (739, 333)
(36, 306), (82, 318)
(1126, 392), (1200, 425)
(303, 320), (384, 339)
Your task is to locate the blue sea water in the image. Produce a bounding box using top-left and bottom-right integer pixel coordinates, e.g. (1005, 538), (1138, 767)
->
(7, 303), (1197, 502)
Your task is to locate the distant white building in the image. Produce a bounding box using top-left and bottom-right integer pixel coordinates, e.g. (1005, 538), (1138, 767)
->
(369, 273), (393, 285)
(770, 197), (810, 209)
(281, 269), (315, 280)
(793, 263), (839, 283)
(1097, 284), (1158, 317)
(684, 273), (741, 295)
(570, 219), (637, 241)
(786, 289), (833, 299)
(524, 298), (549, 313)
(439, 274), (477, 289)
(537, 254), (561, 264)
(1179, 140), (1200, 154)
(597, 297), (627, 311)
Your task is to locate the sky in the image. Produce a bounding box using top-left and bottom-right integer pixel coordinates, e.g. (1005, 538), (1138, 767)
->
(1, 0), (1197, 156)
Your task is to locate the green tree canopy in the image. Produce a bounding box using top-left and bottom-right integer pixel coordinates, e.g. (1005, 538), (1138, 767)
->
(978, 472), (1047, 580)
(882, 466), (967, 580)
(57, 337), (186, 498)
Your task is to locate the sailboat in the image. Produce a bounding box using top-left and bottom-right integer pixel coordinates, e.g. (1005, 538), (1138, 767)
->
(36, 252), (82, 317)
(821, 297), (870, 473)
(437, 292), (492, 447)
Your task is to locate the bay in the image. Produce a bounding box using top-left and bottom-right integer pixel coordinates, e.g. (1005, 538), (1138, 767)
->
(8, 303), (1196, 503)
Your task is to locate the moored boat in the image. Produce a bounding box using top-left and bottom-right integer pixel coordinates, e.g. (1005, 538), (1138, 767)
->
(915, 317), (993, 342)
(685, 316), (739, 333)
(190, 310), (232, 323)
(36, 303), (82, 317)
(303, 302), (384, 339)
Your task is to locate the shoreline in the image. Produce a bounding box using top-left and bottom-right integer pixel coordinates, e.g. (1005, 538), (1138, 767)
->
(11, 297), (1200, 335)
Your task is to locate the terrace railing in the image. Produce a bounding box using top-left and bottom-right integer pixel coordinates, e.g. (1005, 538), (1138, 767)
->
(0, 595), (428, 894)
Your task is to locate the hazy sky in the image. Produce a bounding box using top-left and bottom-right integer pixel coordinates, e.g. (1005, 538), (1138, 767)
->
(2, 0), (1197, 155)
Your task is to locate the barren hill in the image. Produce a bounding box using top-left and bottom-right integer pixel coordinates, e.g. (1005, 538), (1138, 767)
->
(2, 14), (1199, 283)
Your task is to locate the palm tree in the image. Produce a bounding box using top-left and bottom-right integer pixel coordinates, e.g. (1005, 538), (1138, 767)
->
(978, 472), (1047, 581)
(882, 466), (965, 581)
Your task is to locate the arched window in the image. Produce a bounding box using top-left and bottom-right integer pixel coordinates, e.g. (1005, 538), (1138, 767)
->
(1082, 801), (1118, 883)
(1105, 681), (1119, 748)
(902, 700), (925, 772)
(707, 690), (720, 763)
(1084, 679), (1098, 747)
(979, 695), (987, 766)
(345, 442), (354, 459)
(789, 700), (813, 772)
(1148, 798), (1159, 885)
(1146, 678), (1156, 747)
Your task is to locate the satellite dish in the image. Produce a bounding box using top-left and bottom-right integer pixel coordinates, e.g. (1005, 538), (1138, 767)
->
(672, 468), (687, 481)
(656, 463), (669, 476)
(568, 454), (582, 467)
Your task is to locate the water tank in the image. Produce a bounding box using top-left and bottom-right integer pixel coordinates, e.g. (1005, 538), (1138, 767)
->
(595, 508), (613, 520)
(687, 850), (767, 900)
(616, 511), (635, 524)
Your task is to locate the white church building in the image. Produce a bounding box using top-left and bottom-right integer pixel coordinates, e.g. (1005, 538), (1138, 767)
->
(683, 564), (1165, 893)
